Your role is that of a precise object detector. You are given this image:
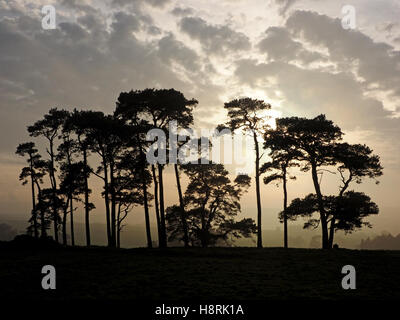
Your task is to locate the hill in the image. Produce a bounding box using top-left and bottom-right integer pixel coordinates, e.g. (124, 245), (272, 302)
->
(0, 245), (399, 301)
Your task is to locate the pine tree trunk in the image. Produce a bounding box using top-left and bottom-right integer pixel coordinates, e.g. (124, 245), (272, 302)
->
(117, 206), (121, 249)
(69, 197), (75, 246)
(253, 133), (263, 248)
(174, 164), (189, 247)
(30, 156), (38, 238)
(329, 180), (350, 248)
(311, 163), (329, 249)
(158, 164), (167, 248)
(152, 165), (161, 247)
(328, 218), (335, 248)
(141, 164), (152, 248)
(283, 168), (288, 249)
(83, 149), (91, 246)
(49, 140), (59, 243)
(37, 186), (46, 238)
(102, 157), (112, 247)
(62, 205), (67, 245)
(110, 163), (117, 248)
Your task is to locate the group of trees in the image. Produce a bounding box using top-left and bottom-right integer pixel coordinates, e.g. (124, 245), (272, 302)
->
(16, 89), (383, 249)
(262, 116), (382, 249)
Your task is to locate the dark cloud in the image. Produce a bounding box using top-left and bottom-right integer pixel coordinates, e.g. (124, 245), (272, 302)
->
(111, 0), (171, 8)
(0, 4), (211, 159)
(258, 26), (324, 64)
(157, 33), (200, 72)
(111, 11), (142, 36)
(179, 16), (251, 55)
(171, 6), (195, 17)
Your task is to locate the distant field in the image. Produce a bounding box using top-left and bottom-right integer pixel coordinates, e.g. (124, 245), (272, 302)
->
(1, 246), (399, 300)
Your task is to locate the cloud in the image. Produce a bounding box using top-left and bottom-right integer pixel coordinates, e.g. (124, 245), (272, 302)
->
(0, 2), (213, 158)
(275, 0), (299, 15)
(258, 26), (324, 64)
(111, 0), (171, 8)
(157, 33), (200, 72)
(179, 16), (251, 55)
(170, 6), (195, 17)
(234, 57), (400, 168)
(110, 11), (142, 36)
(286, 10), (400, 109)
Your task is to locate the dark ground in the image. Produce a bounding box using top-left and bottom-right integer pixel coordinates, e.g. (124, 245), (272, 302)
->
(1, 244), (399, 301)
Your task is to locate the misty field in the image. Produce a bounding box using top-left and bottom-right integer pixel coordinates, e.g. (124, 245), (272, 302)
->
(1, 246), (399, 300)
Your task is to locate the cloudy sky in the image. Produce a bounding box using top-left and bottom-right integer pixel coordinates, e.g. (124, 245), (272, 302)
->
(1, 0), (400, 237)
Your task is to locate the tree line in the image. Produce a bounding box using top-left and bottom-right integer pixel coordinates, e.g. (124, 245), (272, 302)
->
(16, 89), (383, 249)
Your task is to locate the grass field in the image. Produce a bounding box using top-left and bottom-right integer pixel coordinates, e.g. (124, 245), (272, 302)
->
(1, 245), (399, 301)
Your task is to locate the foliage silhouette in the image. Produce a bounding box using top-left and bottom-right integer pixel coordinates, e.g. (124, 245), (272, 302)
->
(16, 89), (383, 251)
(166, 162), (256, 247)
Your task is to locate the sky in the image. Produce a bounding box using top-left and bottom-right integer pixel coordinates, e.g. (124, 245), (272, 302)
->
(1, 0), (400, 239)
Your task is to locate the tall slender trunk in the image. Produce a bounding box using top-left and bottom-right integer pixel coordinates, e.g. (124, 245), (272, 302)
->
(36, 184), (46, 238)
(137, 134), (152, 248)
(49, 139), (59, 243)
(117, 204), (121, 249)
(66, 150), (75, 246)
(110, 163), (117, 247)
(117, 225), (120, 248)
(152, 165), (161, 246)
(158, 164), (167, 248)
(328, 218), (335, 248)
(102, 157), (111, 246)
(311, 163), (329, 249)
(69, 197), (75, 246)
(141, 164), (152, 248)
(30, 156), (38, 238)
(62, 204), (67, 245)
(282, 167), (288, 249)
(174, 163), (189, 247)
(83, 148), (91, 246)
(253, 132), (262, 248)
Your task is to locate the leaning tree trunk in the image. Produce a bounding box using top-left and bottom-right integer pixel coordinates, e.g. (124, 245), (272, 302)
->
(282, 168), (288, 249)
(311, 163), (329, 249)
(328, 179), (351, 248)
(151, 165), (161, 246)
(253, 132), (263, 248)
(158, 164), (167, 248)
(174, 164), (189, 247)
